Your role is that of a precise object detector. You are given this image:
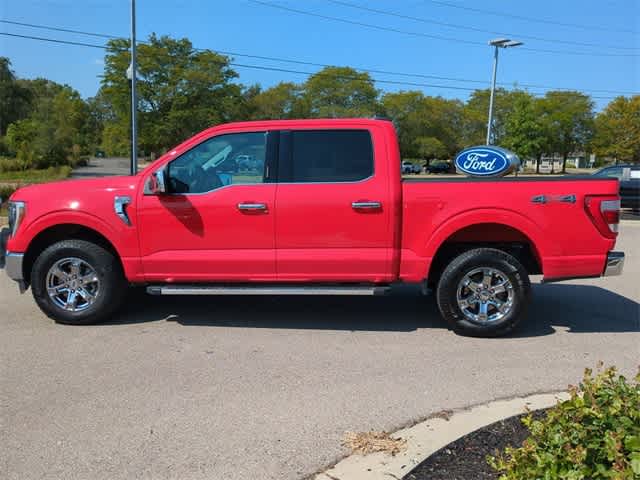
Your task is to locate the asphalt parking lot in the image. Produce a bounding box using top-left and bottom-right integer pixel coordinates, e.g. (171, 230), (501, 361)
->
(1, 222), (638, 480)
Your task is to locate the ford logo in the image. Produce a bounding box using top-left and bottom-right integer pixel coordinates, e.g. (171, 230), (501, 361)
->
(454, 146), (520, 177)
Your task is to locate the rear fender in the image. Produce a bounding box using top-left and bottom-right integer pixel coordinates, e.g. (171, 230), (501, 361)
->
(413, 209), (551, 280)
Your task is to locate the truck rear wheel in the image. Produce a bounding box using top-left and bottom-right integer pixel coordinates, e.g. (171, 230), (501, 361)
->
(436, 248), (530, 337)
(31, 240), (127, 325)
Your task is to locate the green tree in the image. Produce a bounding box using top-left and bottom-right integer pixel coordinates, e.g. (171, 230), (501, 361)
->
(250, 82), (304, 119)
(0, 57), (32, 136)
(302, 66), (378, 118)
(593, 95), (640, 163)
(380, 91), (463, 159)
(502, 93), (550, 173)
(85, 89), (115, 153)
(415, 136), (448, 162)
(540, 91), (595, 173)
(101, 34), (243, 156)
(380, 91), (427, 157)
(464, 88), (530, 146)
(5, 119), (37, 169)
(5, 79), (89, 167)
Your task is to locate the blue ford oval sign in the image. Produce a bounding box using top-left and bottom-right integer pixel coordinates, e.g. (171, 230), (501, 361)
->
(454, 146), (520, 178)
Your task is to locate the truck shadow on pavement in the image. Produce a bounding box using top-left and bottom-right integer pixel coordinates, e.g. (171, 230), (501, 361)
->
(107, 283), (639, 337)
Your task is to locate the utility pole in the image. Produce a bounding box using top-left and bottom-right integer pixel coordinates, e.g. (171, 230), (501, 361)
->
(129, 0), (138, 175)
(486, 38), (523, 145)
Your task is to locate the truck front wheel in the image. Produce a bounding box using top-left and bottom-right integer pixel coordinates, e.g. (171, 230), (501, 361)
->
(436, 248), (531, 337)
(31, 240), (127, 325)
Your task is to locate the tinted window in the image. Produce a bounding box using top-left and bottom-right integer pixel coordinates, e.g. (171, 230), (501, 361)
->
(289, 130), (373, 182)
(596, 167), (623, 180)
(167, 132), (267, 194)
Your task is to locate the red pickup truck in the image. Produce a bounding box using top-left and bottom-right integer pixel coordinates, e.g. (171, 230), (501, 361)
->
(0, 119), (625, 336)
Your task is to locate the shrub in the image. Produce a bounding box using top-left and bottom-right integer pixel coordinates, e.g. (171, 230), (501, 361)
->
(0, 185), (18, 204)
(488, 364), (640, 479)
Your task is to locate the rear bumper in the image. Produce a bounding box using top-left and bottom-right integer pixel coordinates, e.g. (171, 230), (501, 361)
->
(541, 251), (624, 283)
(603, 251), (625, 277)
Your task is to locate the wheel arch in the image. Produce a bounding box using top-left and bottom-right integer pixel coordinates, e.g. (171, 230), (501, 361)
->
(424, 211), (546, 287)
(22, 223), (124, 285)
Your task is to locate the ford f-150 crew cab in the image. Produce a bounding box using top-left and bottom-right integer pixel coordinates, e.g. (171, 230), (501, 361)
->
(0, 118), (625, 336)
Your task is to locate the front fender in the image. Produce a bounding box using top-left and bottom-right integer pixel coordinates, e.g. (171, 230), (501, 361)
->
(7, 210), (143, 282)
(10, 210), (121, 253)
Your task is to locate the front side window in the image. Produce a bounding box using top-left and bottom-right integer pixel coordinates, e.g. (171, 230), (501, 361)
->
(167, 132), (267, 194)
(289, 130), (373, 183)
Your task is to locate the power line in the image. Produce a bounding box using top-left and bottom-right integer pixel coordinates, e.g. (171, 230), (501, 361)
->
(2, 18), (638, 95)
(2, 30), (627, 100)
(1, 31), (107, 49)
(1, 19), (116, 40)
(1, 30), (635, 100)
(0, 31), (480, 91)
(327, 0), (638, 51)
(249, 0), (639, 57)
(421, 0), (638, 36)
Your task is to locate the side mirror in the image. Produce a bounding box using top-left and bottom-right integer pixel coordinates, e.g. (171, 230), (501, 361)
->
(146, 168), (167, 195)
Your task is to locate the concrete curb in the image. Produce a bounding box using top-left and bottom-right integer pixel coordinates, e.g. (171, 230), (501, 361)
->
(315, 391), (570, 480)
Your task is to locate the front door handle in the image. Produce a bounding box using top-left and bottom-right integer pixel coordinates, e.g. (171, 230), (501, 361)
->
(237, 202), (267, 212)
(352, 201), (382, 210)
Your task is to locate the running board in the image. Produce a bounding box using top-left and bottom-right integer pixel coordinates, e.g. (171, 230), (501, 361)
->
(146, 285), (390, 296)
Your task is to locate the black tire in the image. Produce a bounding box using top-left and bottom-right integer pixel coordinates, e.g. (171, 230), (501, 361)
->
(436, 248), (530, 337)
(31, 239), (127, 325)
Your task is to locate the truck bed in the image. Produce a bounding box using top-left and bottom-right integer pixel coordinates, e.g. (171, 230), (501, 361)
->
(399, 175), (619, 282)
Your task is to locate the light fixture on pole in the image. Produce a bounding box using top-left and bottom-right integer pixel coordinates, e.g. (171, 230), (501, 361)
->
(486, 38), (523, 145)
(129, 0), (138, 175)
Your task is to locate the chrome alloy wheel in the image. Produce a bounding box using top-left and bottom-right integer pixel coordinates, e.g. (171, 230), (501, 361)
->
(45, 257), (100, 312)
(456, 267), (514, 324)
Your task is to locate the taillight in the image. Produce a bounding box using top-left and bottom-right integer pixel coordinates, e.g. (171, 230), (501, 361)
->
(585, 196), (620, 238)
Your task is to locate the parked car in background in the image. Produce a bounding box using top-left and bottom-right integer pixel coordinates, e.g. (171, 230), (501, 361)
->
(425, 161), (453, 174)
(593, 164), (640, 212)
(0, 118), (625, 337)
(235, 154), (260, 172)
(401, 161), (422, 174)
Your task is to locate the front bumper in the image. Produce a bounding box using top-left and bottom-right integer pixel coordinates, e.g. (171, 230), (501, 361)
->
(0, 227), (25, 283)
(0, 227), (8, 269)
(603, 251), (625, 277)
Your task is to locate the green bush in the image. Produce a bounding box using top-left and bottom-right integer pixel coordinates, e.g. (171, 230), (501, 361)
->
(0, 165), (71, 183)
(489, 365), (640, 479)
(0, 184), (17, 198)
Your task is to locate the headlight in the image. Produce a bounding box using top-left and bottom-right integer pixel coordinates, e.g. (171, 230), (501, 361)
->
(7, 201), (26, 237)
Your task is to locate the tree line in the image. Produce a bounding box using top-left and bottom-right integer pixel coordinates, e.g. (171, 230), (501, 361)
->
(1, 35), (638, 173)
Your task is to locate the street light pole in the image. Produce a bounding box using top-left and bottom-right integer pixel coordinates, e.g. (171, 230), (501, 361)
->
(130, 0), (138, 175)
(486, 38), (523, 145)
(486, 45), (499, 145)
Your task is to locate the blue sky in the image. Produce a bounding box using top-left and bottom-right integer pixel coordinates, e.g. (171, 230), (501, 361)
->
(1, 0), (638, 110)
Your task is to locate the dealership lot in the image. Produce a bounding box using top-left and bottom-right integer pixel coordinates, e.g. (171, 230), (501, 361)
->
(1, 223), (638, 480)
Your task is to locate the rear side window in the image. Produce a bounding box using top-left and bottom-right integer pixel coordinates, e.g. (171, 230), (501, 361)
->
(288, 130), (373, 183)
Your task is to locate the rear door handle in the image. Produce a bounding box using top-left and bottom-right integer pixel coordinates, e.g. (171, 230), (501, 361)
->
(352, 201), (382, 210)
(237, 202), (267, 212)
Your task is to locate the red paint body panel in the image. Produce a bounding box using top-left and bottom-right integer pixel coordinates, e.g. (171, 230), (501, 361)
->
(273, 121), (396, 282)
(137, 184), (276, 282)
(7, 119), (619, 286)
(399, 180), (617, 281)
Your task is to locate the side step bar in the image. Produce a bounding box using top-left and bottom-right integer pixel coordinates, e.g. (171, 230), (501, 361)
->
(146, 285), (390, 296)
